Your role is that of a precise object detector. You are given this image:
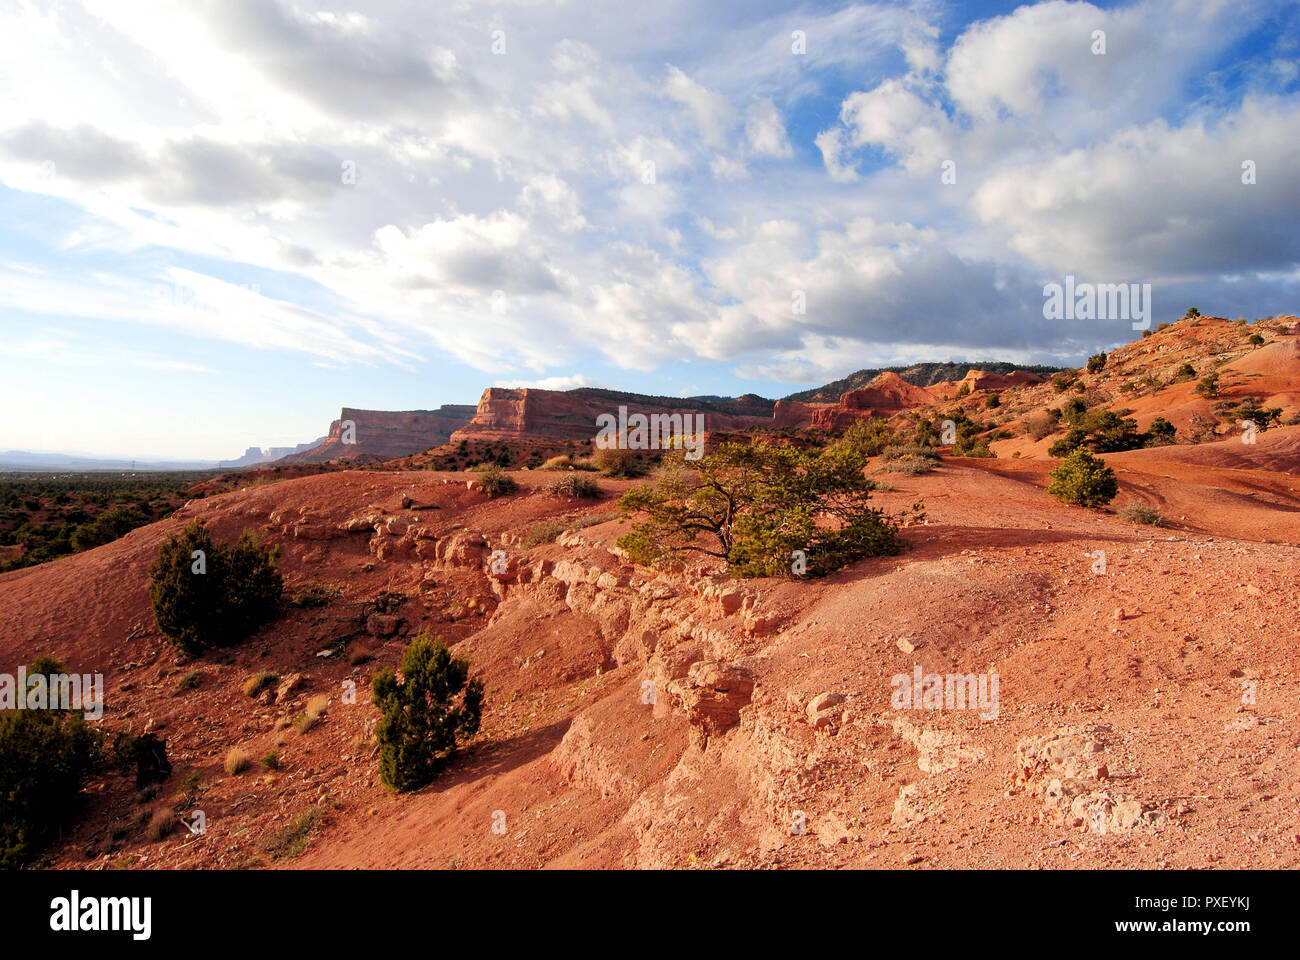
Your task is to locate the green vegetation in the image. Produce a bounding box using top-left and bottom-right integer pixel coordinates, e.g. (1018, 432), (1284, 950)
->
(838, 417), (897, 456)
(0, 656), (103, 868)
(542, 474), (602, 498)
(470, 463), (518, 498)
(1172, 362), (1197, 383)
(1047, 449), (1119, 508)
(259, 808), (327, 860)
(148, 520), (283, 656)
(1234, 398), (1282, 430)
(0, 471), (214, 572)
(1195, 373), (1219, 398)
(372, 631), (484, 792)
(943, 411), (993, 457)
(617, 438), (918, 578)
(1145, 417), (1177, 446)
(1087, 352), (1107, 373)
(1118, 501), (1165, 526)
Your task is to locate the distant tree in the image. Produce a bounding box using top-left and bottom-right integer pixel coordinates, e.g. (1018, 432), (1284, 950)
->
(1087, 352), (1107, 373)
(1185, 307), (1200, 318)
(1195, 373), (1219, 399)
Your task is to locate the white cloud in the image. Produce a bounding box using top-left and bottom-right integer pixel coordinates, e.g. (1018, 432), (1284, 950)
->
(745, 98), (793, 158)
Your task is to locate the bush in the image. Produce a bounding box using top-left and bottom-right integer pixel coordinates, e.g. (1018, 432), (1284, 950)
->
(1248, 333), (1265, 346)
(879, 454), (936, 475)
(1172, 362), (1196, 383)
(984, 393), (1001, 409)
(224, 748), (250, 775)
(471, 464), (517, 499)
(521, 518), (566, 548)
(1027, 413), (1057, 442)
(590, 447), (642, 478)
(1047, 449), (1118, 508)
(261, 751), (279, 770)
(145, 807), (175, 842)
(540, 455), (573, 470)
(1145, 417), (1176, 446)
(1118, 501), (1165, 526)
(372, 631), (484, 792)
(618, 440), (916, 578)
(880, 444), (939, 462)
(243, 671), (277, 697)
(1195, 373), (1219, 398)
(838, 418), (896, 457)
(955, 383), (971, 398)
(1087, 352), (1107, 373)
(0, 657), (102, 868)
(148, 520), (282, 656)
(542, 474), (601, 499)
(1185, 307), (1200, 318)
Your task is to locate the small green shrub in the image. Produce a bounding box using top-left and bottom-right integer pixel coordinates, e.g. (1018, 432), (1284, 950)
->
(1118, 501), (1165, 526)
(0, 656), (102, 868)
(1145, 417), (1176, 446)
(880, 454), (936, 475)
(1087, 352), (1107, 373)
(1047, 449), (1118, 507)
(372, 631), (484, 792)
(471, 464), (517, 499)
(1248, 333), (1265, 346)
(521, 518), (566, 548)
(1195, 373), (1219, 398)
(148, 520), (282, 656)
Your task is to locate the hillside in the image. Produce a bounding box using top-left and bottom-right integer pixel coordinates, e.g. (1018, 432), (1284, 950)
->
(784, 361), (1064, 403)
(3, 433), (1298, 869)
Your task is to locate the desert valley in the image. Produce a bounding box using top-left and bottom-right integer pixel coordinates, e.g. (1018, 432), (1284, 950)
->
(3, 312), (1297, 871)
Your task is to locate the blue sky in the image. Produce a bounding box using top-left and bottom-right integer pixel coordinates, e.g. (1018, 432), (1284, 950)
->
(1, 0), (1297, 459)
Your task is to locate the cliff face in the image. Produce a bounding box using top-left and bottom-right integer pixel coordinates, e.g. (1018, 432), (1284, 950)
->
(773, 372), (939, 430)
(450, 388), (773, 442)
(277, 406), (476, 464)
(928, 369), (1046, 401)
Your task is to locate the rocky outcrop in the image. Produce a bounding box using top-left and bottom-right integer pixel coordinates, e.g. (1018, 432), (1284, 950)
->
(773, 372), (938, 430)
(928, 369), (1045, 400)
(276, 406), (476, 464)
(450, 387), (773, 443)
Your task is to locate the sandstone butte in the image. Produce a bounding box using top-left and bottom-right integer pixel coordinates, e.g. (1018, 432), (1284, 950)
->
(276, 405), (476, 464)
(4, 315), (1300, 870)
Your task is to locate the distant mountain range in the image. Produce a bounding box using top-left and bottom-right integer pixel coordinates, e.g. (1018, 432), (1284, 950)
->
(0, 438), (325, 472)
(7, 360), (1062, 472)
